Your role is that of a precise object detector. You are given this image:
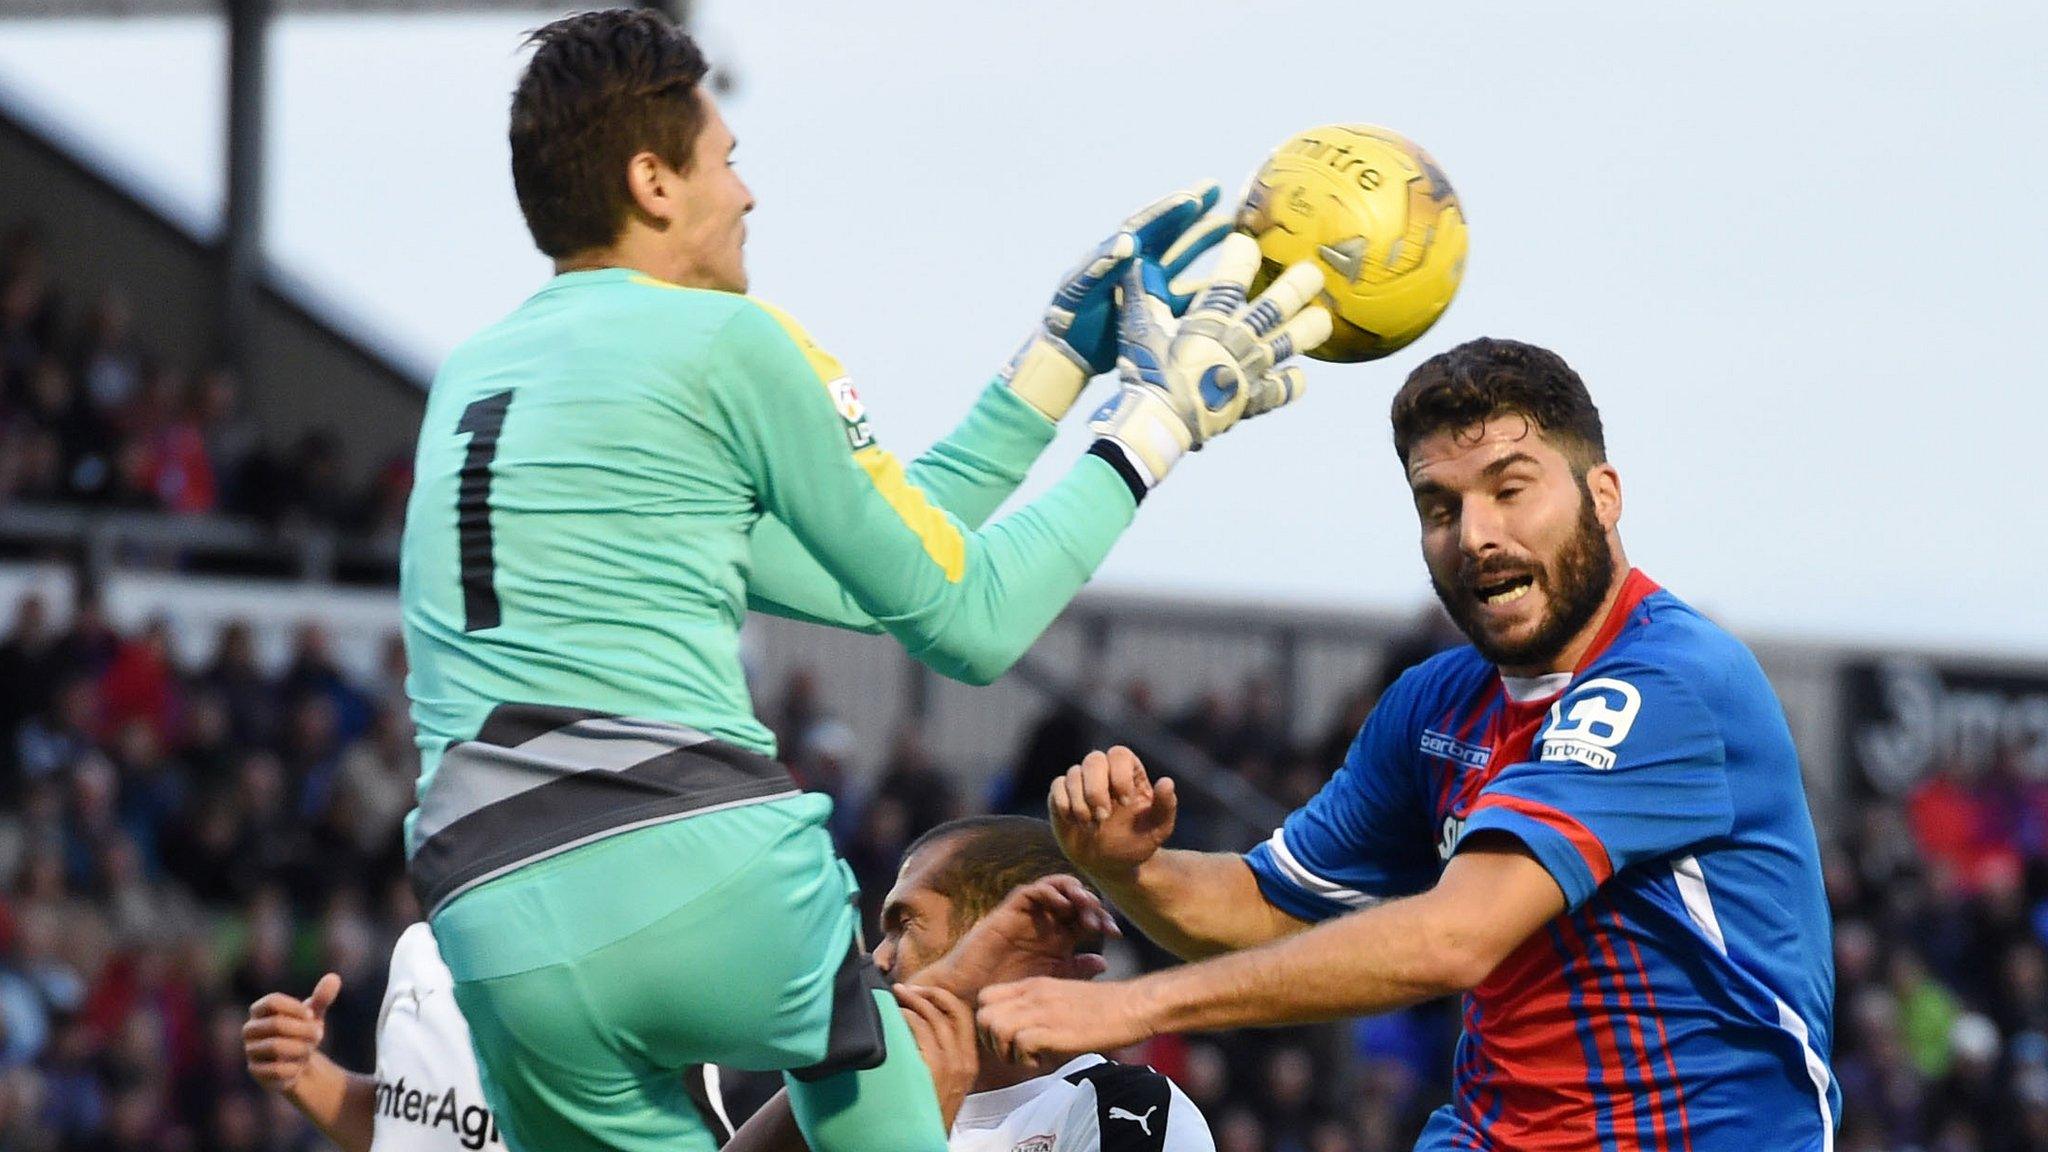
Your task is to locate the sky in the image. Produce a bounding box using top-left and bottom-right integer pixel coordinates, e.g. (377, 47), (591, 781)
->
(0, 0), (2043, 656)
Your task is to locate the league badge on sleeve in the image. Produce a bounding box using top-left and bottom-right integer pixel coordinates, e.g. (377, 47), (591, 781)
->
(1540, 677), (1642, 771)
(827, 377), (875, 451)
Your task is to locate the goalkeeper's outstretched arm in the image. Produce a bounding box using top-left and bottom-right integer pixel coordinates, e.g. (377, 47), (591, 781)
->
(742, 182), (1234, 635)
(708, 240), (1324, 685)
(708, 296), (1130, 684)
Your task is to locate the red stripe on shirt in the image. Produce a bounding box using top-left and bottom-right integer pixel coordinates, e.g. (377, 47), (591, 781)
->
(1608, 907), (1696, 1152)
(1557, 913), (1645, 1152)
(1465, 930), (1601, 1149)
(1583, 908), (1674, 1152)
(1469, 792), (1616, 887)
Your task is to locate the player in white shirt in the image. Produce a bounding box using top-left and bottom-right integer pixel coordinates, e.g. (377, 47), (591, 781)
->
(726, 815), (1215, 1152)
(242, 923), (730, 1152)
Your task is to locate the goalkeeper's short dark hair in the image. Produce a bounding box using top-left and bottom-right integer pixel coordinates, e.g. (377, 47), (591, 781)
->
(1390, 338), (1607, 473)
(509, 7), (711, 259)
(905, 815), (1087, 933)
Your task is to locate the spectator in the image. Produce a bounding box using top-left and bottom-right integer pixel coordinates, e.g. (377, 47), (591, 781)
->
(135, 377), (218, 515)
(870, 723), (962, 842)
(73, 293), (141, 420)
(1169, 686), (1234, 759)
(107, 719), (184, 867)
(37, 1018), (105, 1142)
(1910, 754), (2002, 891)
(278, 623), (369, 745)
(1001, 697), (1094, 817)
(0, 247), (56, 388)
(367, 631), (407, 713)
(790, 717), (858, 839)
(175, 689), (239, 795)
(768, 667), (827, 762)
(18, 356), (109, 500)
(331, 705), (416, 862)
(1256, 1045), (1320, 1152)
(199, 621), (275, 749)
(15, 675), (98, 789)
(50, 593), (118, 682)
(275, 432), (351, 528)
(1996, 941), (2048, 1037)
(0, 422), (65, 502)
(0, 961), (48, 1072)
(279, 695), (343, 822)
(98, 616), (180, 746)
(0, 595), (60, 776)
(358, 455), (413, 545)
(1220, 675), (1289, 768)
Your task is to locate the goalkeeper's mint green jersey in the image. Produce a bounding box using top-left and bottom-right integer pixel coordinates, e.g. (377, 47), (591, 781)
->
(399, 268), (1134, 878)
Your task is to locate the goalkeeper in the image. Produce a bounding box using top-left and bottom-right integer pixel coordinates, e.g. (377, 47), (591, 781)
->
(398, 10), (1329, 1152)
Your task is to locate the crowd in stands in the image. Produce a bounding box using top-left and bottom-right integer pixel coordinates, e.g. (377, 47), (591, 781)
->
(0, 225), (409, 540)
(1, 589), (2047, 1150)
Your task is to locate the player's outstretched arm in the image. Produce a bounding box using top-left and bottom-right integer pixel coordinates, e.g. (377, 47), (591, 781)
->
(977, 835), (1565, 1062)
(1052, 747), (1307, 959)
(744, 183), (1230, 634)
(243, 973), (377, 1152)
(707, 239), (1327, 685)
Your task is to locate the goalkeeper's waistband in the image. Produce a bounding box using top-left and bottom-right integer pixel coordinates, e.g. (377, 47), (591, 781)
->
(406, 703), (801, 918)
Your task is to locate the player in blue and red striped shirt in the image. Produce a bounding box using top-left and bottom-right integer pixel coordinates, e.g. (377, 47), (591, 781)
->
(978, 338), (1839, 1152)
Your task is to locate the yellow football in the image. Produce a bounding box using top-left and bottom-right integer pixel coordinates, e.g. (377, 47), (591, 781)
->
(1238, 124), (1468, 362)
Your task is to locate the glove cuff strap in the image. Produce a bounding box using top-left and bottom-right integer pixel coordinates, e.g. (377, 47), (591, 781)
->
(1002, 336), (1090, 422)
(1089, 390), (1190, 495)
(1087, 439), (1150, 504)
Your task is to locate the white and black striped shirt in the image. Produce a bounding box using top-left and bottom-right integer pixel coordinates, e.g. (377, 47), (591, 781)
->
(949, 1054), (1213, 1152)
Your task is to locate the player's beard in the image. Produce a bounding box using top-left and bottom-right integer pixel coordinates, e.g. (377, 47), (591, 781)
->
(1432, 478), (1615, 670)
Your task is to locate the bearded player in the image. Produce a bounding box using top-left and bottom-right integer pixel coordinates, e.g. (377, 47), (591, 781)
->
(981, 339), (1840, 1150)
(397, 9), (1329, 1152)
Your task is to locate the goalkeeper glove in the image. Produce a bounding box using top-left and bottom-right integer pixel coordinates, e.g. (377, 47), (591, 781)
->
(1087, 232), (1331, 494)
(1002, 181), (1235, 422)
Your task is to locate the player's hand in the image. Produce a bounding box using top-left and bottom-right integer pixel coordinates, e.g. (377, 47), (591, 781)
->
(917, 875), (1118, 1000)
(1056, 180), (1235, 372)
(977, 976), (1153, 1067)
(893, 983), (978, 1128)
(1088, 233), (1331, 488)
(244, 972), (341, 1095)
(1051, 746), (1179, 883)
(1002, 181), (1234, 422)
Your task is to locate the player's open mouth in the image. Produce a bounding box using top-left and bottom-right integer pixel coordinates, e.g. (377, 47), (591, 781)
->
(1474, 575), (1535, 607)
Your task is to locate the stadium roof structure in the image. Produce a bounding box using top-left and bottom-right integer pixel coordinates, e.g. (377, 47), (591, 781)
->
(0, 0), (686, 374)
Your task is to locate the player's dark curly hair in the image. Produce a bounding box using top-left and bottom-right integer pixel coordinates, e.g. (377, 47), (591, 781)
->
(509, 8), (711, 259)
(905, 815), (1090, 933)
(1390, 338), (1607, 472)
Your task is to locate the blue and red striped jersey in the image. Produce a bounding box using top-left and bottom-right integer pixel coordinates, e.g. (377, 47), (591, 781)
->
(1244, 571), (1838, 1152)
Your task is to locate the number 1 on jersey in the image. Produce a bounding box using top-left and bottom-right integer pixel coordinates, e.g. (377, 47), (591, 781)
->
(455, 390), (514, 632)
